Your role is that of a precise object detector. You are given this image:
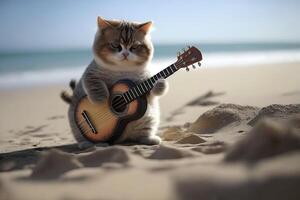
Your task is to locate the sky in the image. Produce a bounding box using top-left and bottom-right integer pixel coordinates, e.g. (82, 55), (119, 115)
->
(0, 0), (300, 52)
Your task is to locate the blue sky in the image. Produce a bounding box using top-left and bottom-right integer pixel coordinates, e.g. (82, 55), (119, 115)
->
(0, 0), (300, 51)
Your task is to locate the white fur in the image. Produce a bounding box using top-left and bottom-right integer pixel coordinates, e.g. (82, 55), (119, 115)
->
(92, 29), (153, 72)
(67, 24), (166, 148)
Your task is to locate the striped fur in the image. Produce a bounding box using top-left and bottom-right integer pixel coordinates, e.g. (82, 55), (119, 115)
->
(64, 18), (167, 148)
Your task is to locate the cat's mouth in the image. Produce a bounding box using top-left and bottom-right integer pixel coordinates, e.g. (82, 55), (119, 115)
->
(121, 57), (130, 62)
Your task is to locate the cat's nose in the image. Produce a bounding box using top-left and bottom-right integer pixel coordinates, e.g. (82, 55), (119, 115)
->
(122, 51), (129, 58)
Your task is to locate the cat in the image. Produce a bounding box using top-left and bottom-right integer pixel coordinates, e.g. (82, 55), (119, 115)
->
(61, 17), (168, 149)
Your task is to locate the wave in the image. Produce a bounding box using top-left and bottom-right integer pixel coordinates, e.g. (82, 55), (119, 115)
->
(1, 49), (300, 89)
(0, 67), (85, 90)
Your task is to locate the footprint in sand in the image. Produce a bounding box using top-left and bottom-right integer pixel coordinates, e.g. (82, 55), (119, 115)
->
(47, 115), (65, 120)
(31, 149), (82, 179)
(19, 125), (48, 136)
(77, 147), (130, 167)
(192, 141), (227, 154)
(165, 90), (225, 122)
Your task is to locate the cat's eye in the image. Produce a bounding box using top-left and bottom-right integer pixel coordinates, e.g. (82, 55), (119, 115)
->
(130, 45), (140, 51)
(110, 43), (122, 52)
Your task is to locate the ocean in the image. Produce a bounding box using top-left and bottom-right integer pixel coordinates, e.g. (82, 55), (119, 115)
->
(1, 43), (300, 89)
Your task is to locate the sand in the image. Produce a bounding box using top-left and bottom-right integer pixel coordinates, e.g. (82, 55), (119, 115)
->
(1, 63), (300, 200)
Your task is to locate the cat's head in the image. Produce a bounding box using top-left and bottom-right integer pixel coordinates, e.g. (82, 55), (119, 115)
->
(93, 17), (154, 72)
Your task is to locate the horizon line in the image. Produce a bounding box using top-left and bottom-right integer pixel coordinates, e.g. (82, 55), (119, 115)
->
(1, 41), (300, 54)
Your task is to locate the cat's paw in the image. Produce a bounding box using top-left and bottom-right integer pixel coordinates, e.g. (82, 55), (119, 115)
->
(78, 141), (94, 149)
(152, 79), (168, 96)
(138, 136), (161, 145)
(83, 80), (109, 103)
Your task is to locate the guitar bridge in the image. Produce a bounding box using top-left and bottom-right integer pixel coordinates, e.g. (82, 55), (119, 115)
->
(81, 111), (97, 134)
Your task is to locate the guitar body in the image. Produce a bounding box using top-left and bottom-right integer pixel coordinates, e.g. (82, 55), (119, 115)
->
(75, 79), (147, 144)
(72, 45), (202, 144)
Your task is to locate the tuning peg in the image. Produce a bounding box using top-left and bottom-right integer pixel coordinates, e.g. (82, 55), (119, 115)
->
(177, 52), (181, 57)
(192, 64), (196, 69)
(187, 45), (191, 49)
(186, 67), (189, 72)
(182, 48), (186, 52)
(198, 62), (201, 67)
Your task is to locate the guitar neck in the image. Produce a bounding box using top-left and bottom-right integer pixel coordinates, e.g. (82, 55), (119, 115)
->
(122, 63), (179, 103)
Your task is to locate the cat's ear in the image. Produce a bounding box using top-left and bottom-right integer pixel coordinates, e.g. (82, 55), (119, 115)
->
(97, 16), (111, 29)
(138, 21), (153, 34)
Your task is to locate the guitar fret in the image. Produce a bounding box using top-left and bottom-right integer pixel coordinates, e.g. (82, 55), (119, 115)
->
(123, 64), (181, 103)
(131, 90), (137, 98)
(141, 83), (147, 92)
(136, 87), (141, 95)
(143, 83), (147, 92)
(146, 80), (151, 88)
(165, 68), (170, 76)
(144, 82), (149, 90)
(128, 91), (133, 99)
(138, 86), (143, 94)
(122, 94), (127, 103)
(123, 93), (129, 103)
(151, 78), (155, 84)
(136, 85), (142, 94)
(158, 72), (161, 79)
(149, 78), (154, 85)
(173, 64), (178, 70)
(170, 66), (174, 73)
(166, 67), (170, 74)
(127, 92), (130, 101)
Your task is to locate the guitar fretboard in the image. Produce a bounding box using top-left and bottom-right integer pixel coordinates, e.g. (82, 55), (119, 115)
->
(122, 64), (178, 103)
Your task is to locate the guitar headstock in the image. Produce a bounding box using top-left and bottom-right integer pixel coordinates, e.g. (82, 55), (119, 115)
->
(175, 46), (203, 71)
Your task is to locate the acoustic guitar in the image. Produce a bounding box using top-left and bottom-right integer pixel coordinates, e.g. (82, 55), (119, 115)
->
(75, 46), (203, 144)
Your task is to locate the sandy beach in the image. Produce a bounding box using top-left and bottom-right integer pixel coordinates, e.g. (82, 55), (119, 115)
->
(1, 62), (300, 200)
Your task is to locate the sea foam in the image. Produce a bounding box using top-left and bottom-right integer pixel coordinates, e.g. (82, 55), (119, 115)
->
(1, 49), (300, 89)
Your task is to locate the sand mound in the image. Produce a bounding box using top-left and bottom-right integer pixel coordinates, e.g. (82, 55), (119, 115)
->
(249, 104), (300, 126)
(160, 126), (186, 141)
(225, 117), (300, 162)
(30, 147), (130, 179)
(175, 134), (206, 144)
(78, 146), (130, 167)
(148, 145), (194, 160)
(31, 149), (82, 179)
(174, 152), (300, 200)
(189, 104), (258, 134)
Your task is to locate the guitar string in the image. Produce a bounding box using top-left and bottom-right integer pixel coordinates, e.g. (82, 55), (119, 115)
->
(76, 59), (191, 135)
(76, 80), (156, 135)
(76, 59), (190, 135)
(76, 62), (182, 129)
(79, 56), (201, 136)
(76, 62), (180, 128)
(76, 60), (185, 135)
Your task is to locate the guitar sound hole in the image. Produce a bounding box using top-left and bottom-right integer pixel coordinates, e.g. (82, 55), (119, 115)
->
(111, 94), (127, 114)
